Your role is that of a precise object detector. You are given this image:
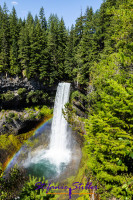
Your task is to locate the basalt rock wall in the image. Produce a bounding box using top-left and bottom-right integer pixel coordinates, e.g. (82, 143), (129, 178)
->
(0, 76), (44, 92)
(0, 76), (57, 109)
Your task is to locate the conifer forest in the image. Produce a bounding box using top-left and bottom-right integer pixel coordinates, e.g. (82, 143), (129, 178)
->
(0, 0), (133, 199)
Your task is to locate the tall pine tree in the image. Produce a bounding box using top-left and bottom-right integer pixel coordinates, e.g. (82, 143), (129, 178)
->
(9, 7), (20, 75)
(0, 3), (10, 75)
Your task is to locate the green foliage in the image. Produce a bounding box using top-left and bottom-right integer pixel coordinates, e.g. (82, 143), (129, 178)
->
(35, 105), (53, 119)
(0, 1), (133, 200)
(0, 133), (22, 151)
(69, 1), (133, 199)
(5, 112), (15, 123)
(0, 162), (57, 200)
(5, 116), (13, 123)
(26, 90), (48, 104)
(0, 3), (10, 73)
(17, 87), (27, 96)
(19, 175), (58, 200)
(75, 7), (96, 85)
(8, 112), (15, 118)
(0, 134), (11, 149)
(2, 91), (15, 101)
(71, 90), (88, 103)
(67, 146), (91, 200)
(0, 165), (26, 200)
(84, 73), (133, 199)
(64, 25), (76, 80)
(9, 7), (20, 75)
(0, 166), (57, 200)
(39, 7), (47, 30)
(24, 106), (52, 120)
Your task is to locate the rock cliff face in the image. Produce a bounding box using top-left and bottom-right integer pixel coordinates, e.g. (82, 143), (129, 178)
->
(0, 76), (57, 109)
(0, 76), (44, 93)
(0, 78), (87, 136)
(0, 110), (42, 135)
(0, 76), (56, 135)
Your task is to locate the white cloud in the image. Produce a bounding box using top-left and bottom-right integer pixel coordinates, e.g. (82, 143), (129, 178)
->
(11, 1), (18, 5)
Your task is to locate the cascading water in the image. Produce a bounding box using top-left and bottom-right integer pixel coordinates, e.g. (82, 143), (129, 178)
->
(44, 82), (71, 168)
(21, 82), (72, 177)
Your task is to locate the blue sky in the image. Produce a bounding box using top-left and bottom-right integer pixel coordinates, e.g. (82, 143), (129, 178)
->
(0, 0), (103, 28)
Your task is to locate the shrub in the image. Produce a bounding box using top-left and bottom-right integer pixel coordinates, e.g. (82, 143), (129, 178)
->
(5, 115), (13, 123)
(5, 112), (17, 123)
(17, 88), (27, 96)
(0, 134), (11, 149)
(8, 112), (15, 118)
(0, 165), (27, 199)
(2, 91), (15, 101)
(26, 90), (48, 104)
(24, 106), (52, 120)
(13, 113), (19, 120)
(36, 106), (53, 119)
(19, 175), (58, 200)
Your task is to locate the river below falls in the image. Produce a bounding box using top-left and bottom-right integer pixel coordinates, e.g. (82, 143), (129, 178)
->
(5, 119), (82, 182)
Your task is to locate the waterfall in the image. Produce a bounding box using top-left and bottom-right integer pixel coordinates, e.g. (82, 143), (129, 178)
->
(22, 82), (72, 175)
(5, 82), (81, 181)
(44, 82), (71, 168)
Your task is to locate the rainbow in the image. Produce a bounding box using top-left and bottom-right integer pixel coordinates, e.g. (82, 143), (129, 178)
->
(4, 116), (52, 172)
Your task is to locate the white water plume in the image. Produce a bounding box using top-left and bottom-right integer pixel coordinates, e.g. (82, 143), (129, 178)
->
(44, 82), (71, 167)
(23, 82), (72, 172)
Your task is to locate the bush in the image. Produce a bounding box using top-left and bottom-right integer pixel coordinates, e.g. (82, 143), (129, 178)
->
(17, 88), (27, 96)
(8, 112), (15, 118)
(19, 176), (58, 200)
(36, 106), (53, 119)
(24, 106), (52, 120)
(2, 91), (15, 101)
(13, 113), (19, 120)
(5, 115), (13, 123)
(1, 173), (59, 200)
(5, 112), (16, 123)
(0, 165), (27, 200)
(0, 134), (21, 150)
(0, 134), (11, 149)
(26, 90), (48, 104)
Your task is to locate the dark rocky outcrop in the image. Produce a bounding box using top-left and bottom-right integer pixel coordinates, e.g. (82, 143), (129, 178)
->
(0, 76), (44, 93)
(0, 110), (42, 135)
(0, 76), (57, 109)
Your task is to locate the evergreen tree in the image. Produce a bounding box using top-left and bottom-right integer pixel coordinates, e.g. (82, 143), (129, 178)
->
(75, 7), (95, 86)
(18, 18), (23, 32)
(9, 7), (20, 75)
(93, 0), (117, 56)
(39, 7), (47, 30)
(18, 25), (30, 78)
(64, 24), (76, 81)
(0, 3), (10, 74)
(57, 17), (67, 80)
(109, 0), (133, 70)
(72, 11), (85, 87)
(34, 14), (39, 26)
(18, 12), (35, 78)
(29, 18), (48, 79)
(74, 11), (85, 47)
(0, 6), (3, 56)
(82, 1), (133, 199)
(85, 74), (133, 199)
(47, 14), (59, 85)
(0, 5), (2, 28)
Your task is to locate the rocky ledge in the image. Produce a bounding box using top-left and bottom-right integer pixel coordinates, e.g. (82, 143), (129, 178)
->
(0, 76), (44, 93)
(0, 109), (43, 136)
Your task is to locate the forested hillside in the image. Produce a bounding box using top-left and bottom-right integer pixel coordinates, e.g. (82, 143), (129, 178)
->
(0, 0), (133, 199)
